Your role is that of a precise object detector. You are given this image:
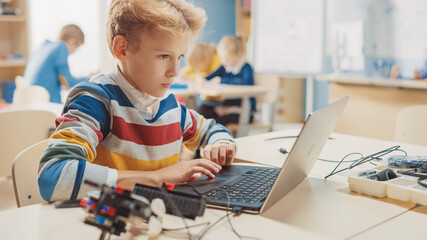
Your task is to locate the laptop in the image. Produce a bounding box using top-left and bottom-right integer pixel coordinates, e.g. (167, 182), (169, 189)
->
(174, 97), (349, 214)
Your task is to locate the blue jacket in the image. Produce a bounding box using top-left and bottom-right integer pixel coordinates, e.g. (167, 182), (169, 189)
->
(206, 63), (256, 112)
(421, 64), (427, 79)
(24, 40), (88, 103)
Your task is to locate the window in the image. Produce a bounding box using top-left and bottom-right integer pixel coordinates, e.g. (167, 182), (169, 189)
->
(28, 0), (114, 77)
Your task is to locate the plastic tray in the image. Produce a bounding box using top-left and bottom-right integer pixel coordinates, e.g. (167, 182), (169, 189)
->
(346, 168), (427, 204)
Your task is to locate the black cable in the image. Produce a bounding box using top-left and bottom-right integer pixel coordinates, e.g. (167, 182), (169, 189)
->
(219, 189), (243, 240)
(175, 183), (204, 197)
(265, 135), (299, 141)
(192, 188), (236, 240)
(176, 184), (260, 240)
(116, 176), (192, 239)
(265, 135), (335, 141)
(417, 178), (427, 189)
(162, 222), (210, 231)
(324, 145), (405, 179)
(193, 213), (231, 240)
(318, 153), (363, 163)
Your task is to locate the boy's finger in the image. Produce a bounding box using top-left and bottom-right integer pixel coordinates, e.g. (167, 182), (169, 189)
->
(227, 144), (235, 158)
(219, 145), (226, 165)
(203, 146), (211, 160)
(211, 146), (219, 164)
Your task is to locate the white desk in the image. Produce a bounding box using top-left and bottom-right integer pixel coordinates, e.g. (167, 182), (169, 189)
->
(352, 205), (427, 239)
(0, 202), (324, 240)
(235, 129), (427, 240)
(2, 130), (426, 239)
(170, 84), (268, 137)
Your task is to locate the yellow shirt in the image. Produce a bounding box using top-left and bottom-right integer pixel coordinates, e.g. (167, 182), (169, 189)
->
(180, 54), (221, 81)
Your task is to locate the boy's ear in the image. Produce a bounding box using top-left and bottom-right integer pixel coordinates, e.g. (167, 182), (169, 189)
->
(112, 35), (128, 60)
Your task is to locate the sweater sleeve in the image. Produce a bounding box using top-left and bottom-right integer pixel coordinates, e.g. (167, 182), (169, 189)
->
(180, 103), (235, 151)
(37, 81), (116, 202)
(206, 65), (226, 81)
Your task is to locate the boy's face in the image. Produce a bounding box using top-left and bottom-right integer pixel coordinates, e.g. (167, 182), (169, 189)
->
(120, 30), (192, 98)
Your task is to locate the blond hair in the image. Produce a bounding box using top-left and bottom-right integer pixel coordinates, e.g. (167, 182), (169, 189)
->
(217, 36), (245, 57)
(106, 0), (207, 54)
(58, 24), (84, 44)
(186, 43), (216, 68)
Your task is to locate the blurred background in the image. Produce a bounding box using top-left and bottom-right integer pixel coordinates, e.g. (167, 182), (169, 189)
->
(1, 0), (427, 139)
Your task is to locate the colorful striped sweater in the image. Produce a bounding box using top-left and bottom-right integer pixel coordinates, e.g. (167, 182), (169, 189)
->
(38, 66), (234, 202)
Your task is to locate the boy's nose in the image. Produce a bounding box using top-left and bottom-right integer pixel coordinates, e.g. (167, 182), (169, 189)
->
(166, 62), (179, 77)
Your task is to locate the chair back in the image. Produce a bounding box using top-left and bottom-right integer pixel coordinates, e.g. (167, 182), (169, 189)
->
(12, 139), (48, 207)
(13, 76), (50, 106)
(254, 74), (280, 130)
(0, 109), (56, 177)
(394, 105), (427, 146)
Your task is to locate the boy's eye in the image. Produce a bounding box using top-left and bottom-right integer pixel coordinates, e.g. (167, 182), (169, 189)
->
(178, 54), (185, 60)
(160, 55), (169, 59)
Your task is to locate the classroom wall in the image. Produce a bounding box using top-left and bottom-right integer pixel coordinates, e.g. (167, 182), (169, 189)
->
(179, 0), (236, 69)
(325, 0), (427, 78)
(314, 0), (427, 111)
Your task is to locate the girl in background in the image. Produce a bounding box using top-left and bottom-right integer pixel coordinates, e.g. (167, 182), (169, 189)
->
(198, 35), (256, 126)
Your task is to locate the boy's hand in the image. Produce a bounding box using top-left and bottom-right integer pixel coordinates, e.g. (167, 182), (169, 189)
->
(156, 159), (222, 184)
(203, 142), (236, 166)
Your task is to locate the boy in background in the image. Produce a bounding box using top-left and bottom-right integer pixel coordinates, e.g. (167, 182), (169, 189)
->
(24, 24), (88, 103)
(198, 35), (256, 125)
(38, 0), (236, 202)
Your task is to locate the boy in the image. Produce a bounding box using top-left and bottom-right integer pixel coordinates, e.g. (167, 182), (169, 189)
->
(38, 0), (236, 202)
(24, 24), (88, 103)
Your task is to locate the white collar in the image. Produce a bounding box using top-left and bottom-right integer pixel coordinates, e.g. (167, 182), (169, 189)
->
(112, 66), (161, 114)
(225, 57), (246, 74)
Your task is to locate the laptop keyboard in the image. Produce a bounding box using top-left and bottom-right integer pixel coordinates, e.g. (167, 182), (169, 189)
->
(201, 168), (280, 204)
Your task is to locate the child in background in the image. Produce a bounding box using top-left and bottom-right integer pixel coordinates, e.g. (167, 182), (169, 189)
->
(198, 35), (256, 125)
(179, 43), (221, 82)
(390, 49), (427, 81)
(37, 0), (236, 202)
(413, 66), (427, 80)
(176, 43), (221, 106)
(24, 24), (89, 103)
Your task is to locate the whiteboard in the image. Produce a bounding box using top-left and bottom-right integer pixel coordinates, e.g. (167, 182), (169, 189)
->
(252, 0), (325, 74)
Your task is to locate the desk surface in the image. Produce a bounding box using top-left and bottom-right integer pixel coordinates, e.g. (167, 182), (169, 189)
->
(1, 130), (426, 240)
(235, 129), (427, 240)
(316, 74), (427, 90)
(0, 202), (324, 240)
(169, 84), (268, 98)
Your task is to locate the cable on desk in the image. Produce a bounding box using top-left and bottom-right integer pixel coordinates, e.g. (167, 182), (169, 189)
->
(177, 184), (261, 240)
(265, 135), (335, 141)
(117, 176), (193, 239)
(324, 146), (407, 179)
(417, 178), (427, 189)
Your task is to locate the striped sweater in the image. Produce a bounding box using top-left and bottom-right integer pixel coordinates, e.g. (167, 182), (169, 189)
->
(38, 66), (234, 202)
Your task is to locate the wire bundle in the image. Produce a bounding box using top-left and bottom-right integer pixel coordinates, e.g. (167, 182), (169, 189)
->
(323, 145), (407, 179)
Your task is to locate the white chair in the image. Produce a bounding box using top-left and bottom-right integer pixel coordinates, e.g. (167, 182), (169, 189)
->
(12, 139), (48, 207)
(228, 74), (280, 135)
(394, 105), (427, 146)
(0, 109), (56, 178)
(12, 76), (50, 106)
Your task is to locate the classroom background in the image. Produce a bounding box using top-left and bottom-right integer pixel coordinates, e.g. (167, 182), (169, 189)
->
(1, 0), (427, 211)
